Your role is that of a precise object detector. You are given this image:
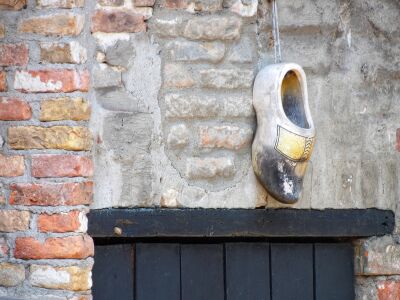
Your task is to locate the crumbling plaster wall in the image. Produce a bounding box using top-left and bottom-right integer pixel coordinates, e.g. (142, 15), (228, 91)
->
(91, 0), (400, 211)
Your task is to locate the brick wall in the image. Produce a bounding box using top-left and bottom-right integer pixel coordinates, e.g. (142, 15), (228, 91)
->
(0, 0), (93, 299)
(1, 0), (400, 298)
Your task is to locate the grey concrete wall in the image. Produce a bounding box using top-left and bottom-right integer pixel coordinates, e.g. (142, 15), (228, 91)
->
(90, 0), (400, 210)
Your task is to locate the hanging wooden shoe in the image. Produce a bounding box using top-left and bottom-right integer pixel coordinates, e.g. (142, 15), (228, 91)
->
(252, 1), (316, 204)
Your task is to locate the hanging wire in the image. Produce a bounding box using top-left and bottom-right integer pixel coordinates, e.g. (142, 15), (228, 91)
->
(271, 0), (282, 63)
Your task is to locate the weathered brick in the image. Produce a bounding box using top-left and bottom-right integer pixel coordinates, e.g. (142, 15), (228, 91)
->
(0, 0), (26, 10)
(186, 157), (235, 179)
(38, 211), (87, 233)
(32, 155), (93, 178)
(134, 0), (154, 6)
(40, 42), (87, 64)
(355, 236), (400, 275)
(0, 263), (25, 287)
(14, 235), (94, 259)
(91, 10), (146, 33)
(377, 281), (400, 300)
(396, 128), (400, 151)
(18, 13), (84, 36)
(0, 23), (4, 38)
(167, 124), (189, 148)
(165, 93), (253, 119)
(14, 69), (89, 93)
(199, 69), (253, 89)
(37, 0), (84, 8)
(0, 153), (24, 177)
(30, 265), (92, 291)
(98, 0), (123, 6)
(0, 210), (30, 232)
(162, 0), (222, 11)
(0, 44), (29, 66)
(0, 97), (32, 120)
(228, 0), (257, 17)
(0, 71), (6, 92)
(184, 16), (241, 40)
(164, 64), (194, 88)
(199, 125), (253, 150)
(8, 126), (92, 150)
(166, 40), (225, 63)
(10, 182), (93, 206)
(40, 97), (90, 121)
(0, 237), (8, 258)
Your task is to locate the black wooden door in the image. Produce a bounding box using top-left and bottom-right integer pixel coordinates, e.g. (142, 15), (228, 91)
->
(93, 242), (354, 300)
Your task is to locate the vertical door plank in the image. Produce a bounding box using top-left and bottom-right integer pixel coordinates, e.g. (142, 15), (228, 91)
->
(271, 244), (314, 300)
(93, 244), (134, 300)
(225, 243), (271, 300)
(135, 243), (180, 300)
(315, 243), (354, 300)
(181, 244), (224, 300)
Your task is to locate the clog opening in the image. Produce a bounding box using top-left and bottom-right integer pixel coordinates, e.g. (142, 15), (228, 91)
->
(281, 70), (310, 129)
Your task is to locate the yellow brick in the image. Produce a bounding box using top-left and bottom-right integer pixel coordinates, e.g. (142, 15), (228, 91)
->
(40, 97), (91, 121)
(8, 126), (92, 151)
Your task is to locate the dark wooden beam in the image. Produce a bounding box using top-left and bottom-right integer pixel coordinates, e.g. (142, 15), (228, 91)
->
(88, 208), (394, 239)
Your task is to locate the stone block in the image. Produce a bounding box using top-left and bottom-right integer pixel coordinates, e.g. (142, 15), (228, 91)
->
(0, 154), (24, 177)
(166, 40), (225, 63)
(199, 69), (253, 89)
(0, 97), (31, 120)
(227, 36), (255, 63)
(92, 64), (122, 89)
(18, 13), (84, 36)
(8, 126), (92, 150)
(30, 265), (92, 291)
(149, 16), (183, 37)
(40, 97), (91, 121)
(199, 125), (253, 150)
(186, 157), (235, 179)
(98, 0), (123, 6)
(32, 155), (93, 178)
(10, 182), (93, 206)
(134, 0), (154, 6)
(0, 210), (30, 232)
(164, 64), (194, 88)
(167, 124), (189, 148)
(15, 235), (94, 259)
(183, 16), (241, 40)
(105, 39), (135, 67)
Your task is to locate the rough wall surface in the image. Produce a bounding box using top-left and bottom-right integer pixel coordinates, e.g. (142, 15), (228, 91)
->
(0, 0), (399, 298)
(0, 0), (94, 299)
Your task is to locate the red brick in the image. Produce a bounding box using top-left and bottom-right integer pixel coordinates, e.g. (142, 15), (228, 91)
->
(14, 235), (94, 259)
(14, 69), (89, 93)
(378, 281), (400, 300)
(0, 44), (28, 66)
(396, 129), (400, 152)
(38, 210), (85, 233)
(32, 155), (93, 178)
(162, 0), (187, 9)
(9, 182), (93, 206)
(0, 153), (24, 177)
(91, 10), (146, 33)
(0, 71), (6, 92)
(0, 97), (32, 120)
